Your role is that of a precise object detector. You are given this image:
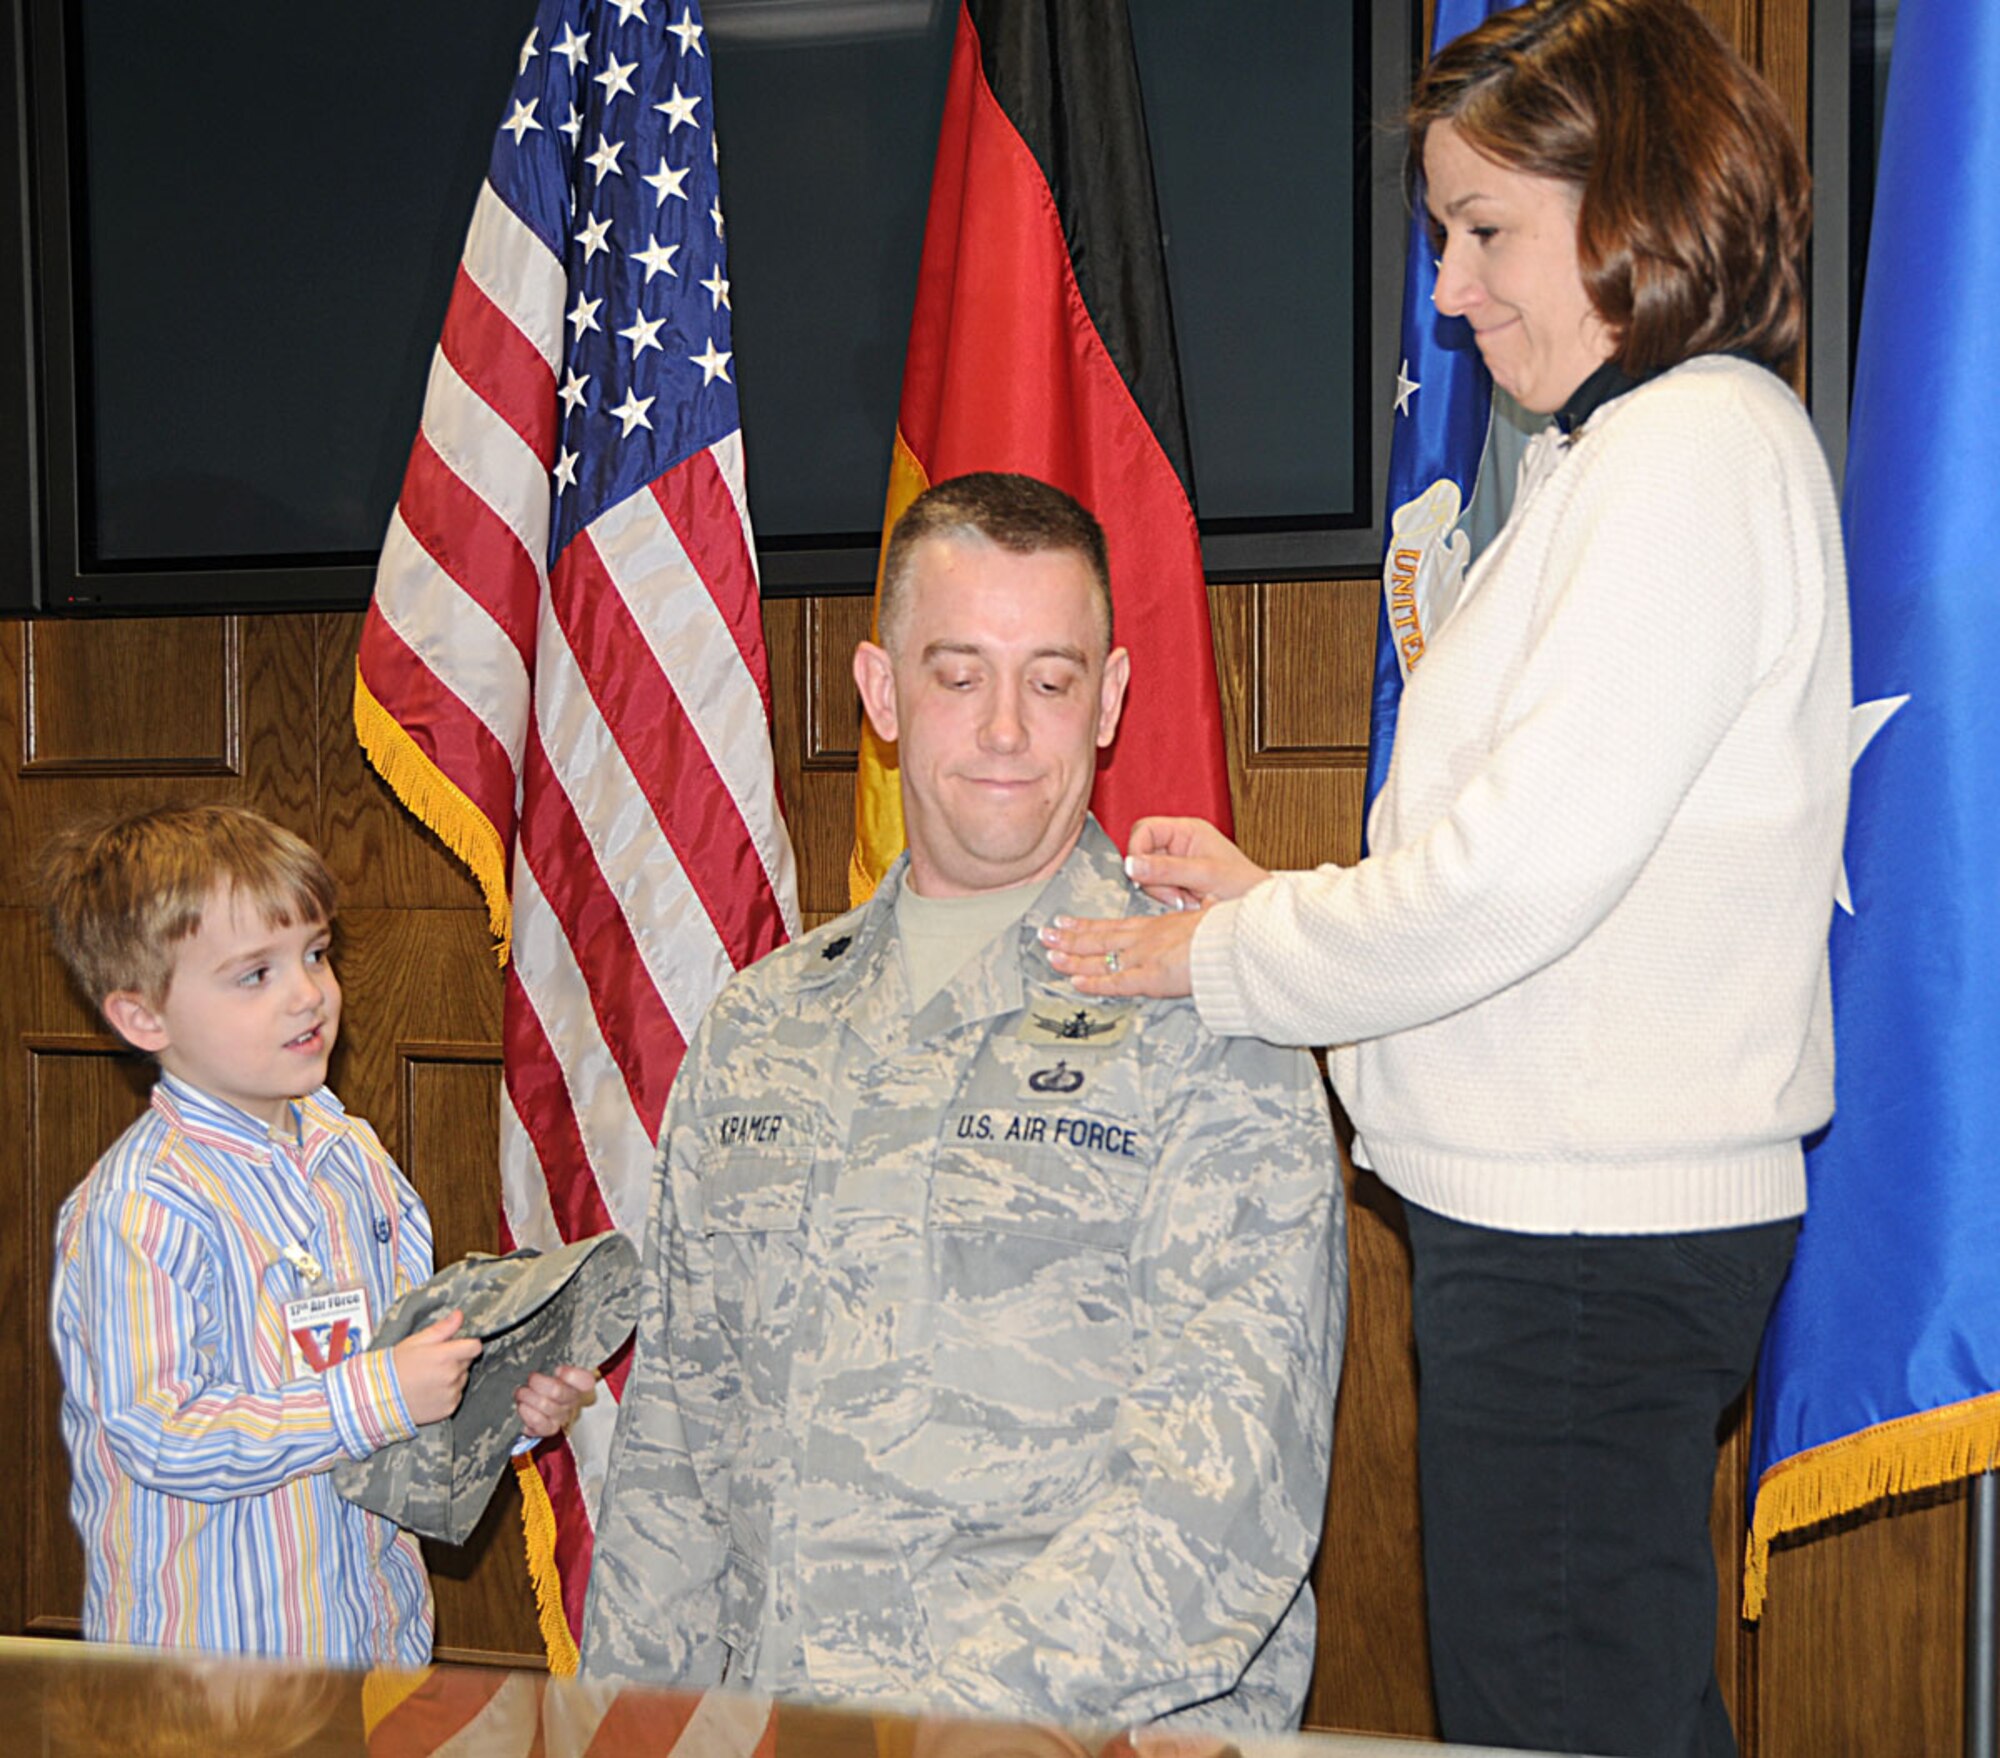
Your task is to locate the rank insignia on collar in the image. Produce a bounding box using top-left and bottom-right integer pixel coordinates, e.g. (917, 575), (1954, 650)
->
(1016, 1005), (1129, 1046)
(822, 935), (852, 960)
(1028, 1059), (1085, 1095)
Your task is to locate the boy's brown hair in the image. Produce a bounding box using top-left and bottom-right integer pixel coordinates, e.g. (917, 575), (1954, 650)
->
(40, 804), (337, 1007)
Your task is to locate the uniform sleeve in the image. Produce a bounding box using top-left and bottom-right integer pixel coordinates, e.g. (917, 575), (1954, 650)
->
(1192, 399), (1811, 1047)
(57, 1173), (417, 1502)
(580, 1029), (733, 1684)
(919, 1022), (1345, 1726)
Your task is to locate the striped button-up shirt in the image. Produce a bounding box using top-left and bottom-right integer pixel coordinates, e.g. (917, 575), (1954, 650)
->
(51, 1074), (434, 1663)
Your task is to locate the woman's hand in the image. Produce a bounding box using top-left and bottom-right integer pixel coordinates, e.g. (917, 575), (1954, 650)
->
(1041, 906), (1202, 999)
(1122, 816), (1270, 909)
(1041, 817), (1269, 999)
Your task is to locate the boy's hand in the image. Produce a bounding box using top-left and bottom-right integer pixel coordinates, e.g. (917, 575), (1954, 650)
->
(392, 1310), (483, 1426)
(515, 1364), (597, 1439)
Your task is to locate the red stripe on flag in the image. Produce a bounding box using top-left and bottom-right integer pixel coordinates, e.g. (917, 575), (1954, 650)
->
(395, 433), (543, 670)
(356, 615), (520, 849)
(549, 532), (790, 971)
(651, 449), (773, 714)
(501, 966), (622, 1241)
(518, 725), (690, 1136)
(438, 264), (559, 467)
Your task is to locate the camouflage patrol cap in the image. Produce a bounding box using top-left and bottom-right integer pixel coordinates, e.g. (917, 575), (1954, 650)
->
(333, 1231), (640, 1544)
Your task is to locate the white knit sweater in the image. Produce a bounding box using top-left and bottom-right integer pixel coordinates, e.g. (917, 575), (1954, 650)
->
(1191, 356), (1851, 1234)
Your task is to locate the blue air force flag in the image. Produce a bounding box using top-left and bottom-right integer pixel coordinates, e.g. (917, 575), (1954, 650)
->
(1364, 0), (1510, 819)
(1744, 0), (2000, 1616)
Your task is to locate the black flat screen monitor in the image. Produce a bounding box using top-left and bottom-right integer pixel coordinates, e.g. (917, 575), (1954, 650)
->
(1, 0), (1413, 614)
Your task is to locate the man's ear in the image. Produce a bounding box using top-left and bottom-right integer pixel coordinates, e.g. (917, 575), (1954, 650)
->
(852, 640), (900, 745)
(102, 990), (168, 1055)
(1095, 646), (1132, 750)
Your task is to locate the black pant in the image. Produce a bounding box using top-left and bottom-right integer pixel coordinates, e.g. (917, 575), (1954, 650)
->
(1405, 1200), (1798, 1758)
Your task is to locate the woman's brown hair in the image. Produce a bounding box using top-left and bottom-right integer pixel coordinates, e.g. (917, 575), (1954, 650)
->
(1407, 0), (1809, 375)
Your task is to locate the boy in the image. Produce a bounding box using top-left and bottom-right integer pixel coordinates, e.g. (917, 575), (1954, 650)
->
(43, 804), (588, 1664)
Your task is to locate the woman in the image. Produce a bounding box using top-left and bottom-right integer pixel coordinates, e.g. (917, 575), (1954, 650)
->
(1044, 3), (1849, 1754)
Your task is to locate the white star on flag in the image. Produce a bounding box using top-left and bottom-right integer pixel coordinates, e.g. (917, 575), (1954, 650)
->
(1836, 694), (1911, 915)
(655, 84), (701, 131)
(1394, 358), (1420, 418)
(632, 236), (679, 281)
(643, 158), (689, 205)
(668, 8), (705, 55)
(608, 387), (655, 435)
(690, 337), (732, 384)
(620, 310), (667, 356)
(596, 57), (637, 102)
(502, 100), (542, 144)
(585, 133), (625, 182)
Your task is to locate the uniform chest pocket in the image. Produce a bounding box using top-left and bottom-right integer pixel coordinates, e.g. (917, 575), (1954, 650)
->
(700, 1147), (812, 1234)
(697, 1146), (812, 1338)
(930, 1109), (1149, 1254)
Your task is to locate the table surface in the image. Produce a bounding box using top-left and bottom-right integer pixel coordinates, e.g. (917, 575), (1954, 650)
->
(0, 1636), (1562, 1757)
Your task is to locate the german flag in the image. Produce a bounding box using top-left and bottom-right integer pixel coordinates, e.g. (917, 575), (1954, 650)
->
(849, 0), (1233, 903)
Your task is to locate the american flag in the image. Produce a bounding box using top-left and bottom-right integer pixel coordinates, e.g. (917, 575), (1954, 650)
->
(354, 0), (798, 1666)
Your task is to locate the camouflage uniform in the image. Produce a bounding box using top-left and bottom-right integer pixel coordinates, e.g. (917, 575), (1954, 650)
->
(582, 821), (1344, 1730)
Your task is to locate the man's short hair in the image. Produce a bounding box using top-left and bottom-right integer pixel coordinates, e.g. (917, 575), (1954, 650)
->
(40, 804), (337, 1006)
(1407, 0), (1810, 376)
(878, 472), (1113, 654)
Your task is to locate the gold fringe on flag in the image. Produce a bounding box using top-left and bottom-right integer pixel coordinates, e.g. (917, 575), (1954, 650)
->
(516, 1455), (580, 1675)
(1744, 1388), (2000, 1619)
(353, 664), (514, 961)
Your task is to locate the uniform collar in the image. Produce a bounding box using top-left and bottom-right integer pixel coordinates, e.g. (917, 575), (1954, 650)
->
(815, 818), (1139, 1054)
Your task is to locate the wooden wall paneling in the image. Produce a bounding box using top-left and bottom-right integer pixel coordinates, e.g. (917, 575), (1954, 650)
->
(1711, 1397), (1752, 1744)
(399, 1045), (546, 1666)
(761, 593), (868, 928)
(6, 616), (326, 896)
(1307, 1157), (1435, 1738)
(1206, 574), (1437, 1736)
(1208, 580), (1374, 875)
(25, 1034), (156, 1635)
(1753, 1486), (1965, 1756)
(315, 612), (496, 914)
(323, 908), (503, 1129)
(19, 617), (239, 776)
(0, 909), (49, 1635)
(308, 901), (538, 1663)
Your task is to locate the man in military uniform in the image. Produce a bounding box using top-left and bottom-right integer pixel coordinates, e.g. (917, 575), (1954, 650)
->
(582, 472), (1344, 1731)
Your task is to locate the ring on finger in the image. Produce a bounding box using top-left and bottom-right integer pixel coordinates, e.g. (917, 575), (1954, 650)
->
(1104, 948), (1123, 975)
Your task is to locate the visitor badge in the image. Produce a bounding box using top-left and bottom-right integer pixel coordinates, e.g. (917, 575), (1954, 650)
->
(284, 1283), (373, 1377)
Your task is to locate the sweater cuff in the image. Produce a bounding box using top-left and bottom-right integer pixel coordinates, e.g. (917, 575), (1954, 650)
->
(1190, 899), (1255, 1036)
(324, 1346), (420, 1461)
